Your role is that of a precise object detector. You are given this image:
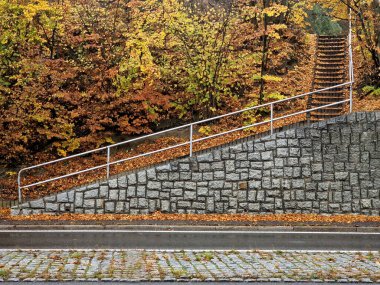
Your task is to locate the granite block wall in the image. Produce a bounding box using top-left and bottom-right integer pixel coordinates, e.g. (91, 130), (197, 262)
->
(12, 112), (380, 216)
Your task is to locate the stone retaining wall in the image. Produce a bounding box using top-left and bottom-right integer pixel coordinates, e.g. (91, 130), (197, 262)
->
(12, 112), (380, 216)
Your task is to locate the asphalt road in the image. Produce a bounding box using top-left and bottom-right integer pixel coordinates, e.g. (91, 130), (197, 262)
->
(0, 230), (379, 250)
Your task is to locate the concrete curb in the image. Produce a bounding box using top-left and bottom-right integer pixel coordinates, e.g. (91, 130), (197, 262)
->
(1, 224), (380, 232)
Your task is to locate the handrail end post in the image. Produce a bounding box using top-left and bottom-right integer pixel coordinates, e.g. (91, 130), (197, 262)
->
(17, 171), (22, 204)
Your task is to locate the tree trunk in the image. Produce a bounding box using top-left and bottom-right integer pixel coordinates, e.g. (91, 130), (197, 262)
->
(259, 0), (270, 105)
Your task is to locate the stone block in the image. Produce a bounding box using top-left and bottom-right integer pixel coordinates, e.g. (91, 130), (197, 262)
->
(45, 203), (58, 212)
(184, 182), (196, 190)
(99, 186), (109, 198)
(30, 200), (44, 209)
(277, 148), (289, 157)
(109, 189), (119, 200)
(184, 191), (196, 200)
(226, 173), (240, 181)
(57, 193), (69, 203)
(335, 172), (349, 180)
(137, 171), (147, 184)
(117, 176), (128, 188)
(265, 140), (276, 150)
(96, 199), (104, 209)
(161, 200), (170, 213)
(147, 190), (159, 198)
(84, 189), (98, 199)
(105, 202), (115, 213)
(213, 171), (224, 180)
(147, 169), (156, 180)
(180, 172), (191, 180)
(119, 190), (126, 200)
(87, 182), (99, 190)
(197, 187), (208, 196)
(116, 202), (125, 213)
(109, 178), (118, 189)
(197, 153), (213, 162)
(83, 199), (95, 209)
(157, 173), (168, 181)
(44, 195), (56, 202)
(75, 192), (83, 208)
(261, 151), (273, 161)
(67, 191), (75, 203)
(178, 201), (191, 208)
(156, 163), (172, 172)
(248, 152), (261, 161)
(202, 172), (213, 181)
(192, 202), (206, 210)
(147, 181), (161, 190)
(209, 181), (224, 189)
(137, 198), (148, 208)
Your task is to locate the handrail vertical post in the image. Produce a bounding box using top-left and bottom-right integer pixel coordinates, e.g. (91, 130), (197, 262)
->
(349, 7), (354, 113)
(106, 146), (111, 179)
(270, 103), (274, 135)
(349, 68), (353, 113)
(189, 124), (194, 157)
(17, 171), (22, 204)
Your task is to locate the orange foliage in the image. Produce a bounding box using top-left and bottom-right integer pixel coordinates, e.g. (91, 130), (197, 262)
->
(1, 208), (380, 224)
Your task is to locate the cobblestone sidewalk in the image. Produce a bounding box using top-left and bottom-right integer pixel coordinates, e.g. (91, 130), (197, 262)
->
(0, 250), (379, 282)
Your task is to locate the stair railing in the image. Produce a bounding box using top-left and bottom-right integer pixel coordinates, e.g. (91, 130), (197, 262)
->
(16, 10), (356, 204)
(307, 35), (319, 123)
(17, 81), (354, 203)
(348, 8), (354, 113)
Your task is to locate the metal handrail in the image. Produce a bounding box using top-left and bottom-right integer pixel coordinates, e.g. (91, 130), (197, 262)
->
(348, 8), (354, 112)
(16, 9), (355, 203)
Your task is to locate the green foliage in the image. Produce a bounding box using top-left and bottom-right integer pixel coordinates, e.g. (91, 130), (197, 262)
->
(242, 101), (259, 127)
(198, 126), (213, 136)
(266, 91), (286, 101)
(362, 86), (380, 97)
(306, 4), (342, 36)
(0, 269), (9, 279)
(253, 75), (283, 82)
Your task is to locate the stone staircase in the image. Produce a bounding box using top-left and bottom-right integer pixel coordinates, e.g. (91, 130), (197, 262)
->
(308, 35), (347, 122)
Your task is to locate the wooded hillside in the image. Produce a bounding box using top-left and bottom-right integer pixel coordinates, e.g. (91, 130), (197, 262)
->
(0, 0), (378, 168)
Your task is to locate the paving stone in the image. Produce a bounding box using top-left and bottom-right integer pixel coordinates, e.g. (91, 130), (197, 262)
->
(0, 250), (378, 282)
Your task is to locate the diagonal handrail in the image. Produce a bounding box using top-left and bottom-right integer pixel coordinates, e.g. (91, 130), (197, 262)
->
(17, 82), (353, 202)
(17, 9), (355, 204)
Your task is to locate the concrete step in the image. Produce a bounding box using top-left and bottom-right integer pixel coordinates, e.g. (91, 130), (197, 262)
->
(314, 83), (345, 88)
(318, 50), (345, 55)
(312, 96), (345, 102)
(311, 112), (343, 118)
(315, 76), (345, 81)
(318, 35), (346, 40)
(316, 67), (345, 72)
(317, 63), (345, 68)
(310, 104), (344, 111)
(311, 102), (345, 108)
(317, 44), (346, 52)
(318, 54), (346, 59)
(317, 59), (345, 64)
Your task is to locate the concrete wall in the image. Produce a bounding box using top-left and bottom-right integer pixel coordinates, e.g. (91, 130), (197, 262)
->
(12, 112), (380, 216)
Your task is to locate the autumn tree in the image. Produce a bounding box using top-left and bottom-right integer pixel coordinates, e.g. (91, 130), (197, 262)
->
(315, 0), (380, 85)
(0, 0), (316, 165)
